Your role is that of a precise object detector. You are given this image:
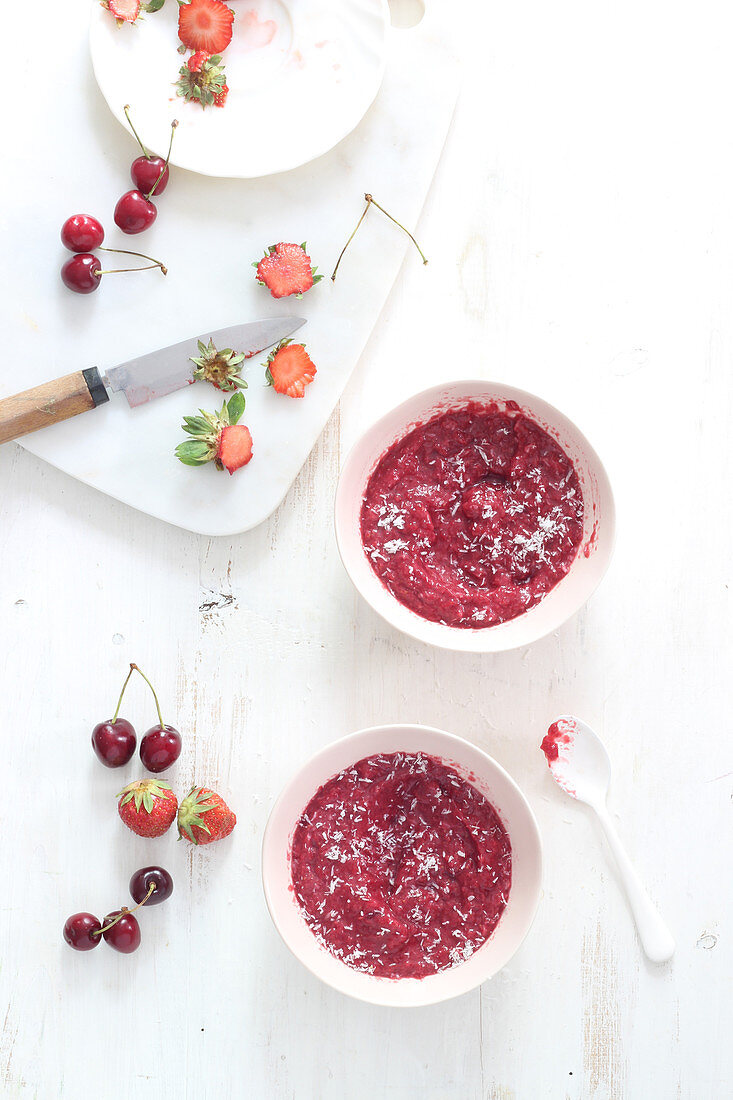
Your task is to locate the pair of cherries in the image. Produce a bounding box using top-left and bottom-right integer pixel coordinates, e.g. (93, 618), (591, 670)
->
(60, 107), (176, 293)
(63, 866), (173, 954)
(60, 225), (167, 294)
(114, 106), (178, 235)
(92, 664), (182, 774)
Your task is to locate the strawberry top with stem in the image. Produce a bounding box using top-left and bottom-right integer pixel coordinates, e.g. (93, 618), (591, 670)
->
(175, 391), (249, 470)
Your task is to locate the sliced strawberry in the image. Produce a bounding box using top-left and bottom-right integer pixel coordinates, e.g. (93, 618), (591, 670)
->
(107, 0), (141, 22)
(217, 424), (253, 474)
(265, 341), (317, 399)
(178, 0), (234, 54)
(255, 242), (322, 299)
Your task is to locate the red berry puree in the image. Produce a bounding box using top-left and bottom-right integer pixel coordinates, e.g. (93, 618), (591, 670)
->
(360, 402), (584, 628)
(290, 752), (512, 980)
(541, 719), (576, 763)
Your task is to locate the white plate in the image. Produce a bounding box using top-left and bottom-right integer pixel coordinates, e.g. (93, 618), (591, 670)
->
(263, 724), (543, 1007)
(89, 0), (389, 178)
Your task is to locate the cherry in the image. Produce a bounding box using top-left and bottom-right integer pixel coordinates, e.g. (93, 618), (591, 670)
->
(114, 190), (157, 235)
(61, 253), (102, 294)
(61, 247), (167, 295)
(92, 718), (136, 767)
(63, 912), (102, 951)
(91, 665), (138, 767)
(130, 866), (173, 906)
(61, 214), (104, 253)
(129, 663), (182, 773)
(140, 725), (181, 772)
(102, 910), (141, 953)
(124, 106), (178, 201)
(131, 155), (169, 196)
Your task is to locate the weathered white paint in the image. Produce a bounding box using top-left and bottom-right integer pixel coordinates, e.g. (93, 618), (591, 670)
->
(1, 1), (731, 1097)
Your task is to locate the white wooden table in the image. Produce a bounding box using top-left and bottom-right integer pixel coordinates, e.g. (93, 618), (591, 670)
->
(1, 2), (731, 1097)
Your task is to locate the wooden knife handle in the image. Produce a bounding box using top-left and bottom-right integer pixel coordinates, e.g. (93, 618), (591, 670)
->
(0, 368), (109, 445)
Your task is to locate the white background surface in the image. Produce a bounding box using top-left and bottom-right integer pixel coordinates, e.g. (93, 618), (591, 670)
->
(1, 1), (731, 1098)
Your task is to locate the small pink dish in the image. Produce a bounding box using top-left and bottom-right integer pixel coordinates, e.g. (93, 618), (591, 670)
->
(334, 380), (616, 653)
(262, 724), (542, 1006)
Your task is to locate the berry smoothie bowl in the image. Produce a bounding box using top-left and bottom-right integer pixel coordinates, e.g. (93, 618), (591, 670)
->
(262, 724), (542, 1006)
(335, 381), (615, 653)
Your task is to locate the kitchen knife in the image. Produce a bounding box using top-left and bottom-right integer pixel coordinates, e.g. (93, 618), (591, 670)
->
(0, 316), (306, 446)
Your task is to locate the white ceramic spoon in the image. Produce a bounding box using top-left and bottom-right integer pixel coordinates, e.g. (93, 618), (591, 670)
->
(541, 715), (675, 964)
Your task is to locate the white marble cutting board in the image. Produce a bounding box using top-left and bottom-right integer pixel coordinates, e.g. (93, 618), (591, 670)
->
(3, 4), (457, 535)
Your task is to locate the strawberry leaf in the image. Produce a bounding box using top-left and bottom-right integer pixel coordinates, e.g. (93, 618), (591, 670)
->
(227, 391), (246, 424)
(175, 440), (211, 465)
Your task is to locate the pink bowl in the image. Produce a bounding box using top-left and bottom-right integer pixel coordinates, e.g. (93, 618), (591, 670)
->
(334, 380), (615, 652)
(262, 724), (542, 1006)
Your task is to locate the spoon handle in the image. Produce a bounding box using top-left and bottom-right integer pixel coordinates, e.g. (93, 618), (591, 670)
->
(595, 806), (675, 963)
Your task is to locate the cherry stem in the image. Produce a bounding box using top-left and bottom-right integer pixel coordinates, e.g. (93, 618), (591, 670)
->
(96, 263), (168, 277)
(112, 665), (135, 723)
(92, 882), (156, 936)
(130, 663), (165, 728)
(98, 247), (168, 276)
(147, 120), (179, 200)
(365, 193), (429, 266)
(124, 104), (149, 159)
(331, 192), (428, 282)
(331, 196), (371, 282)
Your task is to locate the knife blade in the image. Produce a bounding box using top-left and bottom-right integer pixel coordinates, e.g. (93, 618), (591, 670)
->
(105, 316), (307, 407)
(0, 316), (306, 446)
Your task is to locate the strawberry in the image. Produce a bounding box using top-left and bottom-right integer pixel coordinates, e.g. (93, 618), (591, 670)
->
(265, 340), (317, 399)
(117, 779), (178, 838)
(187, 50), (210, 72)
(178, 0), (234, 54)
(178, 786), (236, 845)
(254, 242), (322, 299)
(176, 53), (227, 109)
(213, 83), (229, 108)
(175, 391), (253, 474)
(105, 0), (141, 23)
(190, 338), (247, 392)
(218, 424), (252, 472)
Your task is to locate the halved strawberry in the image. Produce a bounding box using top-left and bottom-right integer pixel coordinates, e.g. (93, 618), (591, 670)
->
(218, 424), (253, 474)
(255, 242), (322, 299)
(178, 0), (234, 54)
(265, 340), (317, 399)
(175, 392), (253, 474)
(106, 0), (141, 23)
